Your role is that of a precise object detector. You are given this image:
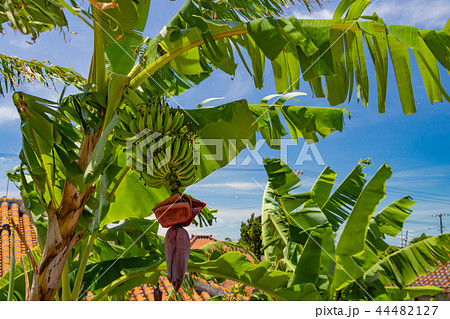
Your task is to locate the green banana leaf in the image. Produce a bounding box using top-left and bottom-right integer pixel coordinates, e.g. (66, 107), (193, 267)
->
(100, 169), (171, 228)
(336, 164), (392, 257)
(373, 196), (415, 237)
(290, 232), (322, 286)
(364, 233), (450, 287)
(0, 53), (85, 96)
(88, 250), (322, 301)
(303, 167), (337, 208)
(76, 255), (164, 299)
(385, 286), (444, 300)
(0, 0), (68, 38)
(320, 161), (368, 230)
(129, 0), (450, 114)
(186, 99), (258, 183)
(100, 0), (152, 75)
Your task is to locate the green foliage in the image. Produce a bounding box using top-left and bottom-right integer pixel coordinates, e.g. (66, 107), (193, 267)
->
(238, 213), (263, 259)
(261, 158), (450, 300)
(0, 0), (69, 39)
(0, 53), (85, 96)
(410, 233), (432, 245)
(3, 0), (450, 301)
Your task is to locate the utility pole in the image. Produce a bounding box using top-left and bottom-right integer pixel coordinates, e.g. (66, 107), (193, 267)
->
(433, 213), (449, 234)
(400, 230), (410, 248)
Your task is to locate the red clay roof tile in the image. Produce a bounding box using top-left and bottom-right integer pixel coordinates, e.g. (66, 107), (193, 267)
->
(0, 198), (38, 278)
(409, 262), (450, 292)
(1, 198), (258, 301)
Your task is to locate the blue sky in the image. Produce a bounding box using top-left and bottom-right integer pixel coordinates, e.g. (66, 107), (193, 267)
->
(1, 0), (449, 245)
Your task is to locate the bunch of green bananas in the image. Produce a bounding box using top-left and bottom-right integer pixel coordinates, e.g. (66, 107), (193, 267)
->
(114, 97), (197, 192)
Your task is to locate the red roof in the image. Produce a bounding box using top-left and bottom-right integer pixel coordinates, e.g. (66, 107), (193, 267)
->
(409, 262), (450, 293)
(127, 235), (257, 301)
(128, 276), (254, 301)
(190, 234), (217, 249)
(0, 198), (38, 277)
(0, 199), (256, 301)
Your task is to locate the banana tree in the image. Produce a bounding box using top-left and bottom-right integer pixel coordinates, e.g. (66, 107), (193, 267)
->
(260, 158), (450, 300)
(2, 0), (450, 301)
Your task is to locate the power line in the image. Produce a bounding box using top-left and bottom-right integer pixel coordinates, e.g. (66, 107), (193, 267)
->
(399, 230), (412, 247)
(222, 167), (450, 205)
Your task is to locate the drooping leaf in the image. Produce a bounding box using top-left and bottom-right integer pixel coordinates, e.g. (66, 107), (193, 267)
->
(413, 37), (450, 103)
(0, 0), (69, 39)
(364, 233), (450, 287)
(373, 196), (415, 237)
(187, 99), (258, 183)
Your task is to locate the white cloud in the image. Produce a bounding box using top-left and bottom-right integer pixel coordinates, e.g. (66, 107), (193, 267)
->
(0, 106), (20, 124)
(363, 0), (449, 29)
(8, 39), (32, 50)
(194, 181), (263, 191)
(293, 0), (449, 29)
(293, 8), (334, 20)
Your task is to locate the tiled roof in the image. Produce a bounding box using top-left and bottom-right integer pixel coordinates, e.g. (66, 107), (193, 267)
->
(0, 201), (256, 301)
(409, 262), (450, 293)
(190, 234), (217, 249)
(129, 277), (212, 301)
(128, 277), (255, 301)
(0, 197), (38, 277)
(128, 235), (257, 301)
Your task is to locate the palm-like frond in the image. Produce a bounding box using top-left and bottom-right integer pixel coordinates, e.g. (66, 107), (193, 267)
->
(0, 53), (85, 95)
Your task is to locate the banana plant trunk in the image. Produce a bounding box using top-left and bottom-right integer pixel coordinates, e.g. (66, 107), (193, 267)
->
(28, 134), (98, 300)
